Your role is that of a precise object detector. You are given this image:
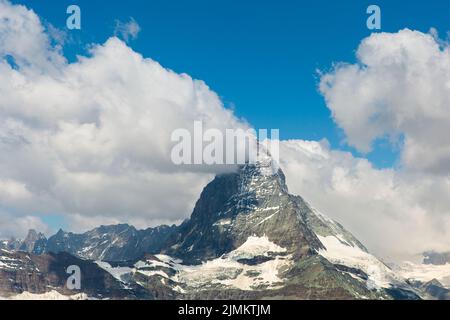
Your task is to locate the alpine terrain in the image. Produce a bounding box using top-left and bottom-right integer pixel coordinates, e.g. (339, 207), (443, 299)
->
(0, 155), (443, 300)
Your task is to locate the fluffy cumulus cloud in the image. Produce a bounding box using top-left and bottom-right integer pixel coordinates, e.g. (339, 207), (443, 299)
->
(319, 29), (450, 175)
(279, 140), (450, 260)
(0, 0), (247, 237)
(0, 209), (51, 238)
(295, 28), (450, 259)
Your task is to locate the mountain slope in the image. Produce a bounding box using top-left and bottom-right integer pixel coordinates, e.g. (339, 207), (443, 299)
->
(163, 158), (323, 264)
(0, 248), (140, 299)
(19, 230), (47, 254)
(43, 224), (177, 261)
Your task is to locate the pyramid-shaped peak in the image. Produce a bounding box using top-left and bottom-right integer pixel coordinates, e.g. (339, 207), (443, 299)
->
(163, 156), (321, 264)
(247, 141), (280, 176)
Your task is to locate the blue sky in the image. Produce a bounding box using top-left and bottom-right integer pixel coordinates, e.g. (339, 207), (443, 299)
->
(12, 0), (450, 169)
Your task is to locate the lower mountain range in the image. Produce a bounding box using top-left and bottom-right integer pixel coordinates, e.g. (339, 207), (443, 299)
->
(1, 158), (449, 300)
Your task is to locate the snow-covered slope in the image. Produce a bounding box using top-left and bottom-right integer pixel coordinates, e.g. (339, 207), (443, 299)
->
(98, 236), (293, 292)
(317, 234), (401, 289)
(4, 290), (89, 300)
(304, 205), (408, 290)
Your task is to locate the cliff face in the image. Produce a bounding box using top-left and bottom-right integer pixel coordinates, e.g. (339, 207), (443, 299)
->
(0, 249), (141, 299)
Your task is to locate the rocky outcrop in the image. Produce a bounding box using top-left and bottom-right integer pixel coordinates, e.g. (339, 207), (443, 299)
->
(19, 230), (47, 254)
(164, 160), (323, 264)
(43, 223), (177, 261)
(420, 279), (450, 300)
(0, 249), (140, 299)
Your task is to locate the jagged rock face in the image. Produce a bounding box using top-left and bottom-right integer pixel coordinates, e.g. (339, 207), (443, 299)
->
(0, 249), (139, 299)
(420, 279), (450, 300)
(0, 238), (22, 251)
(407, 279), (450, 300)
(164, 161), (323, 264)
(19, 230), (47, 254)
(45, 224), (177, 261)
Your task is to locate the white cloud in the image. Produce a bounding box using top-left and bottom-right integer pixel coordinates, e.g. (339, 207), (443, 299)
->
(314, 29), (450, 258)
(0, 0), (246, 237)
(0, 209), (50, 239)
(114, 18), (141, 42)
(0, 0), (66, 74)
(320, 29), (450, 175)
(279, 140), (450, 261)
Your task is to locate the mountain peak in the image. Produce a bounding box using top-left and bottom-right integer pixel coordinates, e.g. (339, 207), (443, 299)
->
(18, 229), (47, 254)
(163, 162), (321, 264)
(43, 223), (177, 261)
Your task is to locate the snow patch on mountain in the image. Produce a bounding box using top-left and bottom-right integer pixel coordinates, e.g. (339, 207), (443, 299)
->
(177, 254), (289, 291)
(170, 236), (290, 290)
(0, 251), (32, 271)
(257, 213), (276, 225)
(101, 236), (292, 292)
(213, 219), (232, 226)
(317, 235), (399, 289)
(95, 261), (133, 283)
(3, 290), (89, 300)
(228, 236), (286, 259)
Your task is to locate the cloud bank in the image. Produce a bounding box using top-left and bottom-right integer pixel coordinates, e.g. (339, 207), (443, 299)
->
(319, 29), (450, 175)
(0, 0), (246, 236)
(302, 28), (450, 259)
(279, 140), (450, 260)
(0, 1), (449, 260)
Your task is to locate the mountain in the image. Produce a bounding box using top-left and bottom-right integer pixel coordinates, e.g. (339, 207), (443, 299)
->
(1, 225), (177, 261)
(0, 238), (22, 251)
(0, 248), (142, 299)
(43, 224), (177, 261)
(418, 279), (450, 300)
(163, 157), (323, 264)
(19, 229), (47, 254)
(0, 156), (426, 299)
(90, 158), (419, 299)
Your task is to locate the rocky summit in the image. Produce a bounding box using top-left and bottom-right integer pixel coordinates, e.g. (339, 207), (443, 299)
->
(0, 158), (433, 299)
